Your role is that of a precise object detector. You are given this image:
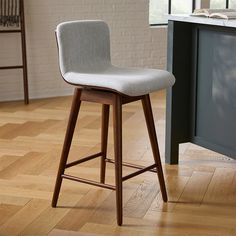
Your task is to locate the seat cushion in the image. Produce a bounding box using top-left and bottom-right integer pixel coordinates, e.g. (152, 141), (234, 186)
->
(63, 66), (175, 97)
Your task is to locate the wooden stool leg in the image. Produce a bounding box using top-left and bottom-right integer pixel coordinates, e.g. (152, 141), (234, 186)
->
(113, 94), (123, 226)
(52, 88), (82, 207)
(100, 104), (110, 183)
(142, 94), (168, 202)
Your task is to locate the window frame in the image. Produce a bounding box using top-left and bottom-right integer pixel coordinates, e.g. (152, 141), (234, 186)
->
(150, 0), (231, 26)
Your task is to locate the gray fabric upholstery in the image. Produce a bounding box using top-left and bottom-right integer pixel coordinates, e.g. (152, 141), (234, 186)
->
(56, 20), (175, 96)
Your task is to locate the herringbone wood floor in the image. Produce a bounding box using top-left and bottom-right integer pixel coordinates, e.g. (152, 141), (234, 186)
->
(0, 91), (236, 236)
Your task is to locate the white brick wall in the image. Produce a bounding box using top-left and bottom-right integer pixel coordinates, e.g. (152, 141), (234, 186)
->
(0, 0), (167, 102)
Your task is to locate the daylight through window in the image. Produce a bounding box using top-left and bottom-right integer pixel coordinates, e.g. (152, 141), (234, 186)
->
(150, 0), (236, 25)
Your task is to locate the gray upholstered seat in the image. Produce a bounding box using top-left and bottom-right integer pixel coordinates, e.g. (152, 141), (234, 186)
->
(56, 20), (175, 97)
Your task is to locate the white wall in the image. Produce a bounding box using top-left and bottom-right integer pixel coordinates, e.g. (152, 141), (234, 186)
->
(0, 0), (167, 102)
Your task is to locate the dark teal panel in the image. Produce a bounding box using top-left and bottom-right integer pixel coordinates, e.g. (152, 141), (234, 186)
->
(196, 29), (236, 151)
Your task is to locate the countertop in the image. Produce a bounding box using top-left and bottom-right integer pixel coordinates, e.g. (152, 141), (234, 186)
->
(168, 14), (236, 28)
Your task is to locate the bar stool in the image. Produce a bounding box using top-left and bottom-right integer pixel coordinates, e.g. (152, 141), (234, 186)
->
(52, 20), (175, 226)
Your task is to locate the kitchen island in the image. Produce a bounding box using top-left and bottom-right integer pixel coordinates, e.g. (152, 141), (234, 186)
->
(165, 15), (236, 164)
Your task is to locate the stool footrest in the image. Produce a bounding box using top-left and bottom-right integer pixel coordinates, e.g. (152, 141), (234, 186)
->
(62, 174), (116, 190)
(65, 152), (102, 168)
(106, 158), (157, 173)
(64, 156), (158, 190)
(122, 164), (157, 182)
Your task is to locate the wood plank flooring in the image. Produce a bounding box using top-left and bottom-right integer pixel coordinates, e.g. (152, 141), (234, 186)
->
(0, 91), (236, 236)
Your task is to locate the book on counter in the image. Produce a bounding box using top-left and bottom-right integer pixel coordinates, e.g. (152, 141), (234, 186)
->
(191, 8), (236, 19)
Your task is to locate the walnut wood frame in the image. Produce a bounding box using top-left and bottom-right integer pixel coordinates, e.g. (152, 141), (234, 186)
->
(51, 88), (168, 226)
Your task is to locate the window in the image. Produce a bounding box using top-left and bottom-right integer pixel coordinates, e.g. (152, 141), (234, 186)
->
(149, 0), (169, 25)
(210, 0), (227, 8)
(150, 0), (195, 25)
(150, 0), (236, 25)
(230, 0), (236, 8)
(210, 0), (236, 8)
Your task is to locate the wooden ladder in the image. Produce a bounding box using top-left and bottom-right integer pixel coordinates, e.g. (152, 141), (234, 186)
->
(0, 0), (29, 104)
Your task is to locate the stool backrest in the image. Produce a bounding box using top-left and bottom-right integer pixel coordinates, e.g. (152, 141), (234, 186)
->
(56, 20), (111, 76)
